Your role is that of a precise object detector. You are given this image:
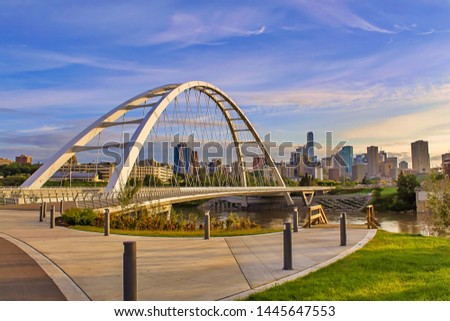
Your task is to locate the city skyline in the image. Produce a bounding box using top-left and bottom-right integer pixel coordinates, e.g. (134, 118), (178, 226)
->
(1, 1), (450, 165)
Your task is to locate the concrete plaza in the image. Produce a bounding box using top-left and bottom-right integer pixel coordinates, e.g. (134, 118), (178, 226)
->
(0, 209), (375, 301)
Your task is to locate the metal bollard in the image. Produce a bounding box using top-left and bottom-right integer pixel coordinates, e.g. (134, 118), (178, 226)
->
(340, 212), (347, 246)
(59, 200), (64, 214)
(43, 202), (47, 219)
(39, 203), (43, 222)
(293, 207), (299, 233)
(204, 211), (210, 240)
(283, 222), (293, 270)
(104, 209), (110, 236)
(50, 205), (55, 229)
(123, 241), (137, 301)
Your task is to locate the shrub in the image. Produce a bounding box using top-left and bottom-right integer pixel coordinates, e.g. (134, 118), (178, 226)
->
(224, 213), (259, 230)
(63, 208), (260, 232)
(62, 208), (97, 226)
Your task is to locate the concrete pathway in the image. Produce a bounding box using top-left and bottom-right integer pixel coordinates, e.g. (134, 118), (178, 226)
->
(0, 236), (66, 300)
(0, 209), (375, 301)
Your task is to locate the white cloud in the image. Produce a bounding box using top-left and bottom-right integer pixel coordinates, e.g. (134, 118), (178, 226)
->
(293, 0), (394, 33)
(0, 47), (175, 74)
(0, 87), (119, 110)
(236, 86), (382, 109)
(139, 10), (266, 46)
(17, 125), (68, 134)
(343, 104), (450, 140)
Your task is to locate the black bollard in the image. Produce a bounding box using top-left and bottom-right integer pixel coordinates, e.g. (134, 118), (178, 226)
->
(293, 207), (299, 233)
(59, 200), (64, 214)
(204, 211), (210, 240)
(50, 205), (55, 229)
(340, 212), (347, 246)
(43, 202), (47, 219)
(283, 222), (293, 270)
(104, 209), (110, 236)
(39, 203), (43, 222)
(123, 241), (137, 301)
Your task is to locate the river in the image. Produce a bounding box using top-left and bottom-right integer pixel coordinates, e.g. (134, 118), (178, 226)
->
(183, 196), (431, 235)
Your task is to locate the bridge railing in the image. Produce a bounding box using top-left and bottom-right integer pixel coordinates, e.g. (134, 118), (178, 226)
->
(1, 186), (332, 208)
(0, 187), (103, 205)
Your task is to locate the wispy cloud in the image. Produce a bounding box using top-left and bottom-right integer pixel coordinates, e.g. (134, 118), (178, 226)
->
(0, 87), (118, 110)
(0, 107), (17, 113)
(343, 104), (450, 140)
(394, 24), (417, 32)
(236, 85), (382, 110)
(237, 82), (450, 115)
(137, 10), (266, 46)
(419, 29), (435, 35)
(0, 47), (175, 74)
(292, 0), (394, 33)
(17, 125), (69, 134)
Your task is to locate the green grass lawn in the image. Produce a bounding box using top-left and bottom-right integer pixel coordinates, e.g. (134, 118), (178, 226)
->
(71, 225), (281, 237)
(246, 230), (450, 301)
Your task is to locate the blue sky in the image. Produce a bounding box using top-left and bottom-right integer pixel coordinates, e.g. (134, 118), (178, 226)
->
(1, 0), (450, 166)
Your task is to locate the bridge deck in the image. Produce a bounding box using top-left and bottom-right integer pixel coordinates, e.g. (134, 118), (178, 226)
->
(0, 186), (333, 209)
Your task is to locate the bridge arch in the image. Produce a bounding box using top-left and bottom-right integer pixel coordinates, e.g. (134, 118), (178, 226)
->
(22, 81), (291, 203)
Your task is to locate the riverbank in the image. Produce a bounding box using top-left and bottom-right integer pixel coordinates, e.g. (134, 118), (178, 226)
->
(245, 230), (450, 300)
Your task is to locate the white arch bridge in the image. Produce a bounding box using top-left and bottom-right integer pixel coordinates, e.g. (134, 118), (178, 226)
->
(4, 81), (332, 209)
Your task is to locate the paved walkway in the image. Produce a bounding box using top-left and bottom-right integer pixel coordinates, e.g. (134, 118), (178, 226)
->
(0, 209), (376, 301)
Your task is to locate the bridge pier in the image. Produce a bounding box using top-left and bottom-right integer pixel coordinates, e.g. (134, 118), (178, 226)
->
(302, 191), (315, 206)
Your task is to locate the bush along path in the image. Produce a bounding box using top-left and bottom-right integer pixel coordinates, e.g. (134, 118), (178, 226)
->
(60, 208), (264, 236)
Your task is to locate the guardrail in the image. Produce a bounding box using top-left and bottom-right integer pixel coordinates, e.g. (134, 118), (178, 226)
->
(0, 186), (333, 208)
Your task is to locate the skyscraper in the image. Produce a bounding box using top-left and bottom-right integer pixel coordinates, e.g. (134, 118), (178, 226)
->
(306, 131), (314, 162)
(411, 140), (430, 174)
(352, 163), (368, 182)
(399, 161), (408, 169)
(174, 143), (190, 174)
(367, 146), (379, 178)
(442, 153), (450, 177)
(338, 146), (354, 174)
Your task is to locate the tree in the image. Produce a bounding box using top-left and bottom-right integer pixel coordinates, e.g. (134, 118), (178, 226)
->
(423, 175), (450, 237)
(299, 173), (314, 186)
(393, 172), (419, 211)
(0, 163), (40, 177)
(117, 182), (141, 209)
(2, 174), (29, 186)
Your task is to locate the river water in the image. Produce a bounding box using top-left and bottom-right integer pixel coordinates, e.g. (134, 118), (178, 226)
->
(189, 197), (431, 235)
